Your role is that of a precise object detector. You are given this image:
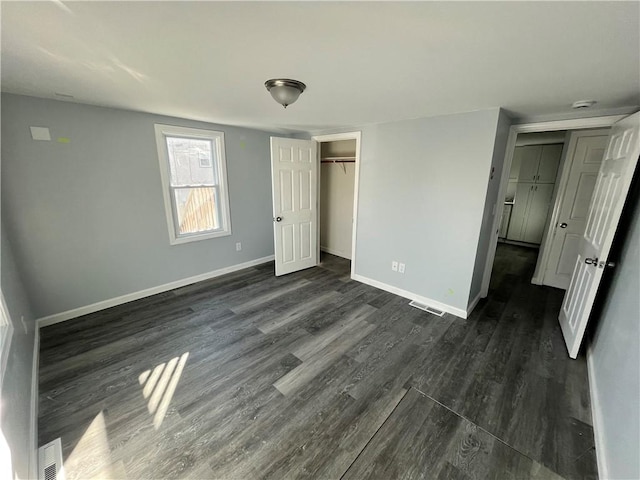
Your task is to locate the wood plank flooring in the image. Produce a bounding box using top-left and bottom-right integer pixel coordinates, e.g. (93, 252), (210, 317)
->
(39, 246), (597, 479)
(343, 388), (564, 480)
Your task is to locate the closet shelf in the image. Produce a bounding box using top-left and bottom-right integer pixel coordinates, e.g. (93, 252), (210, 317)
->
(321, 156), (356, 163)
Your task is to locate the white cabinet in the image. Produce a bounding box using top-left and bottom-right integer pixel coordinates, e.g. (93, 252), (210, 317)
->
(508, 183), (533, 241)
(506, 144), (563, 245)
(512, 144), (562, 184)
(522, 184), (554, 243)
(509, 148), (523, 180)
(537, 144), (563, 183)
(515, 146), (541, 182)
(507, 183), (554, 244)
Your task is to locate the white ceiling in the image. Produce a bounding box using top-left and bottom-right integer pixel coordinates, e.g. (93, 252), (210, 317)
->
(2, 1), (639, 133)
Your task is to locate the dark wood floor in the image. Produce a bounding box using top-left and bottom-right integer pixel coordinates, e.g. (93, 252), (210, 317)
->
(39, 246), (597, 479)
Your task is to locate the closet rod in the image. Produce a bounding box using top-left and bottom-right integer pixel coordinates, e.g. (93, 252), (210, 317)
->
(321, 159), (356, 163)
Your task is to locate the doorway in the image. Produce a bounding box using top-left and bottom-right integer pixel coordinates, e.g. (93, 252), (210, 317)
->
(480, 116), (625, 299)
(269, 133), (361, 277)
(312, 132), (362, 277)
(499, 131), (567, 249)
(482, 113), (639, 359)
(491, 131), (568, 298)
(493, 128), (612, 293)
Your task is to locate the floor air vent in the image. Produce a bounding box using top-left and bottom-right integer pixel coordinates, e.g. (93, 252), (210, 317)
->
(409, 300), (445, 317)
(38, 438), (65, 480)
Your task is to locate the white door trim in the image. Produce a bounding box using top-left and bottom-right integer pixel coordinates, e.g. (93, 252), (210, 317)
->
(0, 291), (14, 387)
(480, 114), (629, 297)
(29, 327), (40, 480)
(587, 345), (610, 480)
(312, 131), (362, 278)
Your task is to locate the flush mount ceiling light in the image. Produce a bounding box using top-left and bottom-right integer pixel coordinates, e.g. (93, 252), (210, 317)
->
(265, 79), (306, 108)
(572, 100), (597, 109)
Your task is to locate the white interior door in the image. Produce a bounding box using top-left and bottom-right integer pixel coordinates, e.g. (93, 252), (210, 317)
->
(559, 112), (640, 358)
(543, 131), (609, 289)
(270, 137), (318, 276)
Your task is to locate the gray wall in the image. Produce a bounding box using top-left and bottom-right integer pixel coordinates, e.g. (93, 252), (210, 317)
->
(468, 109), (512, 303)
(308, 109), (502, 313)
(1, 222), (37, 480)
(589, 189), (640, 479)
(2, 94), (277, 318)
(3, 93), (505, 319)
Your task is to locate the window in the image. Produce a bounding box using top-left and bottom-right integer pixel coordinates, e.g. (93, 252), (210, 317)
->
(155, 124), (232, 244)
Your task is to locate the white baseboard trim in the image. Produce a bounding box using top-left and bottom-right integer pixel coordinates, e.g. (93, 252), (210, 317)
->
(320, 246), (351, 260)
(351, 273), (467, 319)
(587, 345), (608, 480)
(37, 255), (275, 328)
(29, 327), (40, 480)
(467, 292), (483, 317)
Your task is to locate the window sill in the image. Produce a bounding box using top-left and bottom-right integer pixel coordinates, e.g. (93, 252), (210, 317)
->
(169, 229), (232, 245)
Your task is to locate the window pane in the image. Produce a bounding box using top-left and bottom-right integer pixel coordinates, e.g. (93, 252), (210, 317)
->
(166, 137), (217, 186)
(173, 187), (220, 234)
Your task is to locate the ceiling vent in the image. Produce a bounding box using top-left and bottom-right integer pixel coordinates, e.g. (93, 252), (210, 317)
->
(38, 438), (65, 480)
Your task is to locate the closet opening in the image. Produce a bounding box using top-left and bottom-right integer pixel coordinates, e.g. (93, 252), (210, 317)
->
(489, 127), (611, 293)
(312, 132), (361, 277)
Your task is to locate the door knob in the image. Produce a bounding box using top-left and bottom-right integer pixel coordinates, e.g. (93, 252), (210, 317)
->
(274, 216), (282, 222)
(585, 257), (598, 265)
(560, 223), (568, 228)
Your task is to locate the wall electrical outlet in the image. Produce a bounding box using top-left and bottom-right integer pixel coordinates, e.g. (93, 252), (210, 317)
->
(392, 261), (398, 271)
(399, 263), (406, 274)
(235, 242), (242, 251)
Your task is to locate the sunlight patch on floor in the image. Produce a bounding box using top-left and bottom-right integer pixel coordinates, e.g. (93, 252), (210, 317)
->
(64, 411), (121, 480)
(138, 352), (189, 429)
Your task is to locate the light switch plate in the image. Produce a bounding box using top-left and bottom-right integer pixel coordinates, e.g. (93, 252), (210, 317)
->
(30, 126), (51, 141)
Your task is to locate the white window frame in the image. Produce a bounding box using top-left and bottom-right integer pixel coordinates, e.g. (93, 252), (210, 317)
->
(154, 124), (232, 245)
(0, 291), (14, 386)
